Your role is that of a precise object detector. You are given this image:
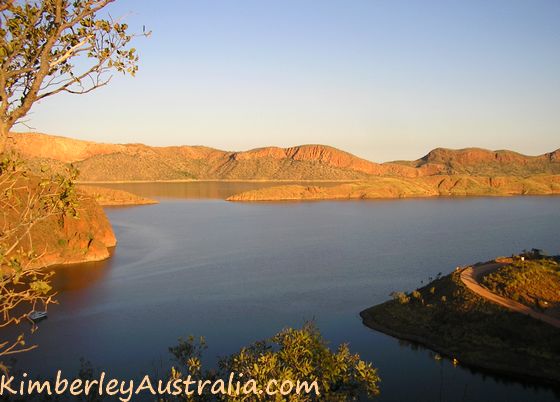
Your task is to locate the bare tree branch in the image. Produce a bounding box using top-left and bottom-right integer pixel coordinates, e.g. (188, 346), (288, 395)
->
(0, 157), (78, 364)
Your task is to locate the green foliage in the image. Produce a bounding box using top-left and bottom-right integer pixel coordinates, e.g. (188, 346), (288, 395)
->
(0, 0), (147, 140)
(169, 323), (380, 401)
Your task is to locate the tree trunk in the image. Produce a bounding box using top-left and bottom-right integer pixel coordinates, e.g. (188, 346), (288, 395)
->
(0, 123), (8, 154)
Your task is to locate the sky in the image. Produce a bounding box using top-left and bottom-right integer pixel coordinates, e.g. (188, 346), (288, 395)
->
(18, 0), (560, 162)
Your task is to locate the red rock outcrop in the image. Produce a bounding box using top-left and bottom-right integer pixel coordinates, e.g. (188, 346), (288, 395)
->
(33, 193), (118, 267)
(7, 132), (560, 181)
(409, 147), (560, 175)
(0, 172), (117, 269)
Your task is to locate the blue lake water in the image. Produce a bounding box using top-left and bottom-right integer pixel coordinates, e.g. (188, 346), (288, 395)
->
(13, 184), (560, 401)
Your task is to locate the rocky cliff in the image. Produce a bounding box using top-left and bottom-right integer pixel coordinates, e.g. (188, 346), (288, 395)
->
(31, 191), (118, 267)
(0, 170), (117, 269)
(8, 132), (560, 182)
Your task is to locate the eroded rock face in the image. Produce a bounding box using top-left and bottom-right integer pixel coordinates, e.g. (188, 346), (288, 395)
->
(1, 172), (117, 269)
(32, 193), (118, 268)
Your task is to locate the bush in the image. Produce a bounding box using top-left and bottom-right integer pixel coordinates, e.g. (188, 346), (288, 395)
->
(411, 290), (423, 303)
(391, 291), (410, 305)
(169, 323), (380, 401)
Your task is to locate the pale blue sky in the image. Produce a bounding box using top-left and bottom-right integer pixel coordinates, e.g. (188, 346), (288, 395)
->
(20, 0), (560, 161)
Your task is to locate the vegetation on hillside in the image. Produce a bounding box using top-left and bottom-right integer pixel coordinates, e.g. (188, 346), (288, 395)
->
(393, 147), (560, 176)
(483, 257), (560, 313)
(8, 133), (560, 182)
(360, 269), (560, 384)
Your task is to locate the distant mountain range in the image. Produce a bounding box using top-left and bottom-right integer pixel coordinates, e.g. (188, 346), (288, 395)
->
(8, 132), (560, 182)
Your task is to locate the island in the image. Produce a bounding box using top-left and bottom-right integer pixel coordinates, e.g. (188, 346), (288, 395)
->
(360, 251), (560, 384)
(227, 175), (560, 201)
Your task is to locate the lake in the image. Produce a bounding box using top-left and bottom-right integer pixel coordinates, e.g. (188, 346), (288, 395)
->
(12, 183), (560, 401)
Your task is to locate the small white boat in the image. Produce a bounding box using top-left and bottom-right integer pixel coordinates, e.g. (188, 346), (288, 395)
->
(28, 311), (48, 321)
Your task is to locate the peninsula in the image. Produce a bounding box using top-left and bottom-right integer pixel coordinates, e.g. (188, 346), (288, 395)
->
(360, 252), (560, 384)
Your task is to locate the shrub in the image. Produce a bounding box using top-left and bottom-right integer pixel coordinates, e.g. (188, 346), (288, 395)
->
(169, 323), (381, 401)
(391, 291), (410, 305)
(411, 290), (422, 302)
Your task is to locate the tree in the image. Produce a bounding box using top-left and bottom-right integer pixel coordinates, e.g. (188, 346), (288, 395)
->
(168, 323), (381, 401)
(0, 0), (145, 153)
(0, 156), (79, 373)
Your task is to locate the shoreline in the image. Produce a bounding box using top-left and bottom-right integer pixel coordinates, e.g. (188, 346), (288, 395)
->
(225, 176), (560, 201)
(76, 179), (359, 184)
(78, 180), (560, 202)
(359, 264), (560, 387)
(77, 185), (159, 206)
(33, 246), (116, 270)
(359, 309), (560, 387)
(227, 192), (560, 202)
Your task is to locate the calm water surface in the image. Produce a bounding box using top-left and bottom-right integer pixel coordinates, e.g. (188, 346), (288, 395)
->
(13, 184), (560, 401)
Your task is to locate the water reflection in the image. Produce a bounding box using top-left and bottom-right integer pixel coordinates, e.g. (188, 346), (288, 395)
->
(49, 250), (115, 291)
(395, 338), (560, 397)
(90, 181), (342, 200)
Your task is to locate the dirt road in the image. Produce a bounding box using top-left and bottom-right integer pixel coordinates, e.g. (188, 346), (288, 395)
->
(460, 263), (560, 328)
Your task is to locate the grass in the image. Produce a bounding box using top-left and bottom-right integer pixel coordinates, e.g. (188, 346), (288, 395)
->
(482, 258), (560, 311)
(360, 269), (560, 384)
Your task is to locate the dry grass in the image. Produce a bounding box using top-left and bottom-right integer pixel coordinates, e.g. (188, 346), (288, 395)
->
(483, 258), (560, 314)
